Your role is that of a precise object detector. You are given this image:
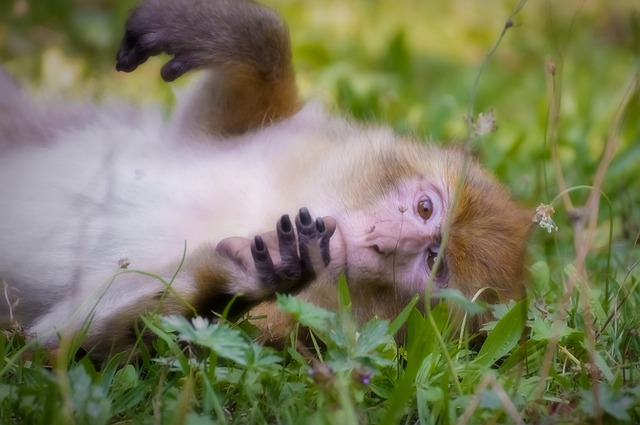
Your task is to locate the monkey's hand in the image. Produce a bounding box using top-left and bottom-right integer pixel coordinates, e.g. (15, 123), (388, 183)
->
(115, 0), (290, 83)
(253, 208), (335, 291)
(216, 208), (335, 298)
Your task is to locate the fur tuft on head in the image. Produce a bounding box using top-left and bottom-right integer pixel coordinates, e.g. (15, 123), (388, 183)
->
(447, 164), (533, 302)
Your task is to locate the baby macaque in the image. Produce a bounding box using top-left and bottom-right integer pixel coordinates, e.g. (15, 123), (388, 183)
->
(0, 0), (532, 359)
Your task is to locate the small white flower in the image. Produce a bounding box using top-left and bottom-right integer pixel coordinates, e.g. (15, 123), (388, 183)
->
(191, 316), (210, 330)
(472, 110), (498, 136)
(533, 203), (559, 233)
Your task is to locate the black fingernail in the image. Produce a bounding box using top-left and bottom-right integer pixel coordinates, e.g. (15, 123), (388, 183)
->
(280, 214), (293, 233)
(315, 217), (325, 233)
(254, 235), (265, 252)
(299, 207), (312, 225)
(160, 60), (188, 83)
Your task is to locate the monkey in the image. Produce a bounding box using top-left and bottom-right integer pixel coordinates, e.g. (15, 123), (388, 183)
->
(0, 0), (532, 359)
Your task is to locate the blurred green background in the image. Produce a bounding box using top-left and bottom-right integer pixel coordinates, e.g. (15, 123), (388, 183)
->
(1, 0), (639, 278)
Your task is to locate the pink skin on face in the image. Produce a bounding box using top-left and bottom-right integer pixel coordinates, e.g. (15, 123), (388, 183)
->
(335, 179), (448, 295)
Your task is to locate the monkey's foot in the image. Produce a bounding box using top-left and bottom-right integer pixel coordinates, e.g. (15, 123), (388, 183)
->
(115, 4), (198, 82)
(115, 0), (289, 84)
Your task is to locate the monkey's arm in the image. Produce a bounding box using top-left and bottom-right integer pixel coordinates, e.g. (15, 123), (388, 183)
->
(198, 209), (335, 317)
(115, 0), (299, 135)
(81, 209), (334, 359)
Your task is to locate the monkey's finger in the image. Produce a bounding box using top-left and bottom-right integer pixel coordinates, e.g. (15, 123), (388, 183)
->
(115, 41), (146, 73)
(297, 212), (331, 280)
(276, 214), (302, 284)
(215, 236), (254, 271)
(295, 207), (318, 238)
(116, 31), (163, 73)
(320, 216), (337, 240)
(295, 208), (318, 280)
(314, 217), (330, 267)
(319, 217), (336, 267)
(160, 57), (194, 82)
(251, 236), (279, 287)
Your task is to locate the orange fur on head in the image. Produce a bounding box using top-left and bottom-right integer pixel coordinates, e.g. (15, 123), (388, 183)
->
(448, 163), (533, 303)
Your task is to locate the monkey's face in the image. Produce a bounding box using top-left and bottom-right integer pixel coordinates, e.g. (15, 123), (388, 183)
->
(332, 153), (531, 311)
(335, 176), (451, 297)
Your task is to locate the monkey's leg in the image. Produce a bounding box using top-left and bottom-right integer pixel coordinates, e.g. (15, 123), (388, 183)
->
(115, 0), (299, 135)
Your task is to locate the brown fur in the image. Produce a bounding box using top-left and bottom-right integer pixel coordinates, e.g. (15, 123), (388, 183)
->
(178, 62), (299, 135)
(448, 167), (531, 301)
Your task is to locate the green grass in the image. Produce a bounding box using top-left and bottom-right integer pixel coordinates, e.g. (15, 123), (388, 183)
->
(2, 0), (640, 423)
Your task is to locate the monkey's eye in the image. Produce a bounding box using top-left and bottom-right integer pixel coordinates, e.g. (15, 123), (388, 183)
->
(417, 198), (433, 221)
